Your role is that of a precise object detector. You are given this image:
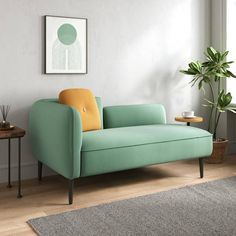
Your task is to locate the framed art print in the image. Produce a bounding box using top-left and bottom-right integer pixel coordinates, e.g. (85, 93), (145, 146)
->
(45, 15), (87, 74)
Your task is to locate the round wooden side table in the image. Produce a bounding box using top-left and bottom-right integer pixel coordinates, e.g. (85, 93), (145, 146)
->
(0, 126), (25, 198)
(175, 116), (203, 126)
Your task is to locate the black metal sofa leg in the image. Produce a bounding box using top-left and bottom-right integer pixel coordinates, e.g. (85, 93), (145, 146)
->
(199, 158), (204, 178)
(69, 179), (74, 205)
(38, 161), (42, 181)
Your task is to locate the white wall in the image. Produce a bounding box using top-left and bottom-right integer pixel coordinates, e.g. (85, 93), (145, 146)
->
(0, 0), (211, 183)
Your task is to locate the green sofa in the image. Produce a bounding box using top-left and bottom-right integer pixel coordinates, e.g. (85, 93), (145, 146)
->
(29, 98), (213, 204)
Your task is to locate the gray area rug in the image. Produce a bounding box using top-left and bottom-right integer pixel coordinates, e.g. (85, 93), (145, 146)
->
(28, 176), (236, 236)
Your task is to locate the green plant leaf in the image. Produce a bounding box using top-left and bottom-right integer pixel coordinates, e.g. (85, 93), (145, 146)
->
(191, 77), (200, 87)
(189, 62), (201, 73)
(202, 61), (210, 67)
(180, 69), (196, 75)
(218, 90), (232, 109)
(203, 98), (215, 105)
(227, 108), (236, 114)
(226, 70), (236, 78)
(215, 73), (226, 78)
(221, 50), (229, 60)
(210, 47), (217, 54)
(207, 47), (216, 61)
(225, 61), (234, 64)
(198, 80), (203, 90)
(202, 104), (213, 107)
(217, 109), (226, 113)
(222, 63), (230, 68)
(188, 77), (198, 86)
(216, 52), (221, 62)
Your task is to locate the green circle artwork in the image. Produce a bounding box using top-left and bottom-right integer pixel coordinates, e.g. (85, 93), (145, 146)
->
(57, 23), (77, 45)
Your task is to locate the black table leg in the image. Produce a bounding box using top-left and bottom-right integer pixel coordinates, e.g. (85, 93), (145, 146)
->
(17, 137), (22, 198)
(7, 138), (12, 188)
(68, 179), (74, 205)
(199, 158), (204, 178)
(38, 161), (42, 181)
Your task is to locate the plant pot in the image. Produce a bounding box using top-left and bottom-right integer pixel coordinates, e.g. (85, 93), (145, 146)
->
(206, 138), (228, 164)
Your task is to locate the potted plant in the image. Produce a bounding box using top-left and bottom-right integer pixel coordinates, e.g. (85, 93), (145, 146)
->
(180, 47), (236, 163)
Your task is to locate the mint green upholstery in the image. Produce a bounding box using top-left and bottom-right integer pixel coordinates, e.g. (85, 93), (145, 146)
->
(29, 98), (213, 180)
(81, 125), (212, 176)
(95, 97), (103, 129)
(82, 124), (211, 151)
(29, 99), (82, 179)
(103, 104), (166, 128)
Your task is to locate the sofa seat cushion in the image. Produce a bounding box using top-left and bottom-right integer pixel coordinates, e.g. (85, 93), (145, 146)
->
(82, 124), (212, 152)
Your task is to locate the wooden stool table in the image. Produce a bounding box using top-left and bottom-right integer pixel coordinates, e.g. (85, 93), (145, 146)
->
(0, 126), (25, 198)
(175, 116), (203, 126)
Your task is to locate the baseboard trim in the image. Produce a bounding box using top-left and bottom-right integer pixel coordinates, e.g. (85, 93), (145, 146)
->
(0, 161), (55, 184)
(0, 161), (36, 170)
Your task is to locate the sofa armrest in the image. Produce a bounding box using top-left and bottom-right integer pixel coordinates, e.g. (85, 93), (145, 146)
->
(29, 99), (82, 179)
(103, 104), (166, 129)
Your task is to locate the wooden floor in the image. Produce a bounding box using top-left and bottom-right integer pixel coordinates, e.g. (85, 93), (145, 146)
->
(0, 156), (236, 236)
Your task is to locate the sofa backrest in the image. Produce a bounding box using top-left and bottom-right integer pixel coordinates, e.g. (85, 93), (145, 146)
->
(95, 97), (103, 129)
(103, 104), (166, 129)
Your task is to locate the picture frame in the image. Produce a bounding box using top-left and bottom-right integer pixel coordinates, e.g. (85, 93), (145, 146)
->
(44, 15), (87, 74)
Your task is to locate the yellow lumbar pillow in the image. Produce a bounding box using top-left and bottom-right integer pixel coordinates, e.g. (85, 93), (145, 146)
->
(59, 88), (101, 132)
